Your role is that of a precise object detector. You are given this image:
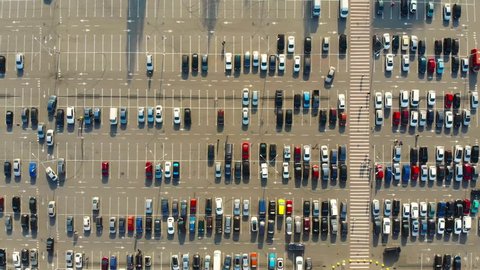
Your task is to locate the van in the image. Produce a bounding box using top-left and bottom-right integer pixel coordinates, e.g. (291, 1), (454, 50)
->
(109, 108), (118, 125)
(411, 89), (419, 107)
(312, 0), (321, 17)
(330, 199), (338, 217)
(339, 0), (349, 18)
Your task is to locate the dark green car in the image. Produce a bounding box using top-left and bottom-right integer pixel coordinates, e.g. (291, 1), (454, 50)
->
(418, 56), (427, 74)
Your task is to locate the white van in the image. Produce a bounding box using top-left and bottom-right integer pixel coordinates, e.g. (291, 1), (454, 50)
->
(330, 199), (338, 217)
(410, 89), (419, 107)
(109, 108), (118, 125)
(339, 0), (349, 18)
(312, 0), (321, 17)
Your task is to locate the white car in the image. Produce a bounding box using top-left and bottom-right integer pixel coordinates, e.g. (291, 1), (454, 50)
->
(83, 216), (91, 231)
(471, 91), (479, 109)
(46, 166), (58, 182)
(243, 199), (250, 217)
(419, 202), (427, 217)
(410, 202), (419, 219)
(320, 145), (328, 163)
(382, 218), (391, 235)
(400, 90), (409, 108)
(66, 250), (74, 268)
(155, 105), (163, 123)
(146, 54), (154, 72)
(252, 51), (259, 67)
(278, 54), (286, 71)
(138, 107), (145, 123)
(443, 3), (451, 21)
(293, 56), (301, 73)
(445, 111), (453, 128)
(464, 145), (472, 162)
(66, 106), (75, 125)
(215, 198), (223, 215)
(283, 145), (291, 160)
(109, 217), (116, 234)
(410, 35), (418, 51)
(374, 92), (383, 109)
(303, 145), (311, 162)
(173, 107), (181, 125)
(409, 0), (417, 13)
(384, 199), (392, 217)
(375, 109), (384, 126)
(260, 54), (268, 71)
(75, 252), (83, 268)
(401, 35), (409, 51)
(454, 145), (463, 163)
(285, 217), (292, 235)
(410, 89), (419, 107)
(385, 54), (394, 72)
(13, 158), (21, 177)
(261, 163), (268, 179)
(454, 218), (462, 234)
(427, 90), (436, 106)
(437, 218), (445, 234)
(12, 251), (20, 268)
(393, 163), (401, 180)
(384, 92), (392, 108)
(464, 109), (471, 126)
(419, 110), (426, 127)
(282, 162), (289, 179)
(410, 110), (418, 127)
(383, 33), (391, 49)
(48, 200), (56, 217)
(242, 108), (249, 125)
(461, 58), (469, 73)
(15, 53), (24, 70)
(436, 146), (445, 162)
(429, 166), (437, 181)
(287, 36), (295, 53)
(420, 165), (428, 181)
(92, 197), (100, 211)
(251, 217), (258, 232)
(338, 94), (346, 110)
(402, 55), (410, 72)
(242, 88), (249, 106)
(164, 161), (172, 178)
(463, 216), (472, 233)
(295, 257), (304, 270)
(372, 199), (380, 217)
(325, 66), (335, 84)
(402, 203), (410, 218)
(46, 129), (54, 146)
(322, 37), (330, 52)
(455, 164), (463, 181)
(225, 52), (232, 71)
(167, 217), (175, 235)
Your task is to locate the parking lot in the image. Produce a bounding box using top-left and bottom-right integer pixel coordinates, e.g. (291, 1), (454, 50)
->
(0, 0), (479, 269)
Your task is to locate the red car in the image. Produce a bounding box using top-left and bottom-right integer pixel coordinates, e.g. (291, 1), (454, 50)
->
(242, 142), (249, 160)
(127, 216), (134, 232)
(463, 164), (472, 181)
(286, 200), (293, 215)
(401, 109), (409, 126)
(190, 198), (197, 214)
(101, 162), (109, 177)
(392, 111), (400, 126)
(339, 112), (347, 127)
(303, 217), (310, 232)
(312, 165), (319, 181)
(145, 162), (153, 179)
(427, 58), (435, 73)
(375, 164), (384, 180)
(411, 165), (419, 180)
(445, 93), (453, 109)
(464, 199), (471, 215)
(0, 196), (4, 212)
(102, 257), (109, 270)
(294, 146), (301, 162)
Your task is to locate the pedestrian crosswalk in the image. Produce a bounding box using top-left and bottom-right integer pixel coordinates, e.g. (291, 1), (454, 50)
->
(348, 0), (372, 268)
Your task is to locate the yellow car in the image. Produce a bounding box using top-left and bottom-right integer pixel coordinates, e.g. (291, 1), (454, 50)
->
(277, 199), (286, 215)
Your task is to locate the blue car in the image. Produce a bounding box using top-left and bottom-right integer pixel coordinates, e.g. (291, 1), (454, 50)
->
(303, 91), (310, 108)
(136, 217), (143, 234)
(189, 216), (196, 233)
(268, 253), (276, 270)
(402, 164), (410, 183)
(29, 162), (37, 178)
(47, 95), (57, 114)
(120, 107), (128, 125)
(155, 163), (162, 179)
(385, 166), (392, 183)
(110, 255), (117, 269)
(436, 58), (444, 75)
(147, 107), (154, 123)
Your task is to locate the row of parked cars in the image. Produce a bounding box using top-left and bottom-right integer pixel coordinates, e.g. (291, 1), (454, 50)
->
(433, 253), (462, 270)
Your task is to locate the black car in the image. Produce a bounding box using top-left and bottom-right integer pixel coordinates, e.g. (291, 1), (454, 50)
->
(259, 143), (267, 161)
(329, 108), (337, 125)
(234, 54), (241, 71)
(21, 248), (29, 264)
(30, 214), (38, 231)
(304, 37), (312, 54)
(445, 150), (453, 164)
(56, 109), (65, 127)
(453, 3), (461, 20)
(303, 164), (310, 180)
(234, 161), (241, 180)
(428, 219), (435, 236)
(312, 217), (319, 234)
(269, 144), (276, 162)
(294, 163), (302, 180)
(392, 218), (400, 235)
(5, 111), (13, 126)
(30, 107), (38, 125)
(201, 55), (208, 72)
(233, 215), (240, 232)
(182, 55), (189, 74)
(453, 255), (461, 269)
(285, 109), (293, 125)
(145, 216), (152, 233)
(119, 217), (125, 233)
(410, 147), (418, 164)
(21, 108), (29, 124)
(184, 108), (191, 126)
(136, 253), (143, 269)
(29, 197), (37, 213)
(191, 53), (199, 72)
(445, 217), (454, 233)
(46, 237), (54, 252)
(276, 109), (283, 127)
(269, 55), (276, 71)
(277, 34), (285, 54)
(268, 200), (276, 217)
(443, 254), (452, 269)
(434, 40), (442, 55)
(471, 145), (479, 163)
(0, 248), (5, 266)
(4, 161), (11, 176)
(434, 254), (442, 270)
(339, 164), (347, 182)
(419, 147), (428, 164)
(445, 201), (454, 217)
(401, 219), (409, 236)
(392, 199), (400, 216)
(193, 254), (201, 270)
(275, 90), (283, 108)
(426, 109), (434, 125)
(437, 165), (445, 181)
(339, 34), (347, 53)
(452, 56), (459, 73)
(12, 196), (20, 212)
(418, 39), (425, 55)
(444, 37), (452, 55)
(452, 38), (459, 55)
(453, 112), (462, 128)
(242, 160), (250, 179)
(208, 144), (214, 161)
(392, 35), (399, 51)
(294, 94), (301, 109)
(303, 200), (311, 216)
(400, 0), (408, 16)
(453, 93), (461, 109)
(21, 214), (29, 229)
(303, 55), (311, 75)
(373, 217), (381, 235)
